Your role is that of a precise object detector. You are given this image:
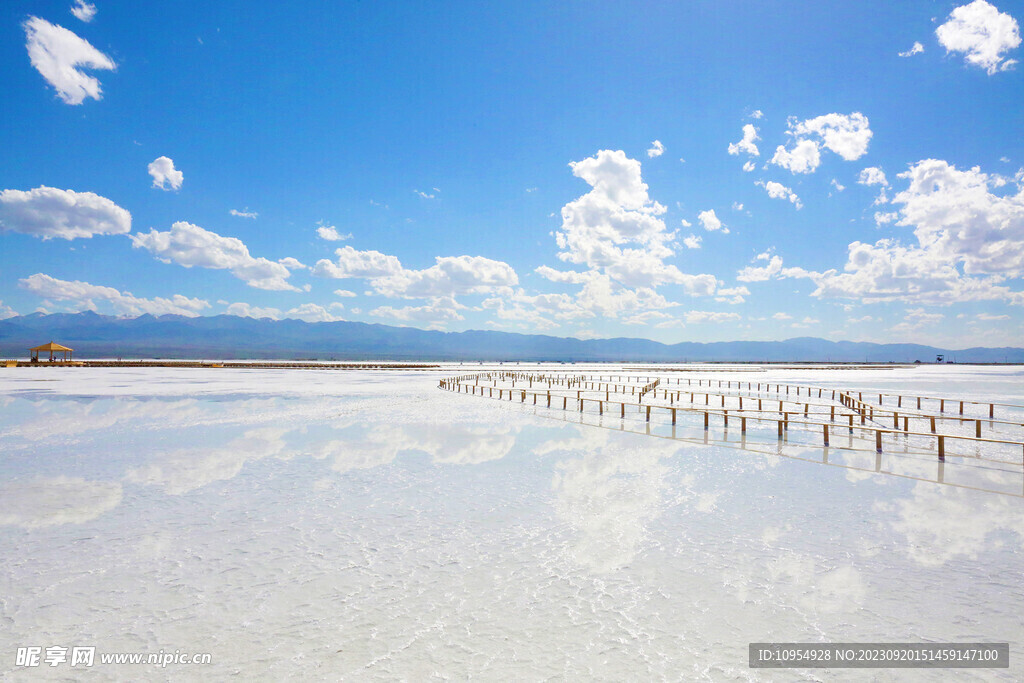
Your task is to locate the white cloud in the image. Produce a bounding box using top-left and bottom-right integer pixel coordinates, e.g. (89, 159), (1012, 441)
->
(770, 138), (822, 174)
(371, 255), (519, 298)
(750, 109), (764, 119)
(148, 156), (183, 191)
(977, 312), (1010, 320)
(793, 112), (873, 160)
(858, 166), (889, 186)
(550, 150), (718, 292)
(874, 211), (899, 225)
(715, 286), (750, 304)
(414, 189), (436, 199)
(130, 221), (298, 291)
(772, 312), (793, 320)
(697, 209), (728, 233)
(0, 186), (131, 240)
(680, 218), (692, 227)
(23, 17), (115, 105)
(316, 222), (351, 241)
(19, 273), (210, 317)
(622, 310), (672, 325)
(756, 181), (803, 209)
(229, 208), (258, 219)
(313, 245), (403, 279)
(893, 158), (1024, 275)
(831, 178), (846, 192)
(70, 1), (97, 22)
(898, 41), (925, 57)
(736, 254), (809, 282)
(333, 289), (357, 298)
(0, 300), (19, 320)
(684, 310), (741, 324)
(277, 257), (307, 270)
(771, 113), (872, 174)
(682, 234), (702, 249)
(742, 160), (756, 172)
(727, 124), (760, 156)
(936, 0), (1021, 74)
(370, 299), (465, 329)
(284, 303), (344, 323)
(732, 202), (744, 211)
(225, 302), (282, 319)
(646, 140), (665, 158)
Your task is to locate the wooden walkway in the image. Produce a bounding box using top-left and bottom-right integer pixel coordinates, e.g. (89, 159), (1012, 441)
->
(439, 371), (1024, 466)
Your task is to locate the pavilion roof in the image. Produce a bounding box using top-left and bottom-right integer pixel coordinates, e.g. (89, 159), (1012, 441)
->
(30, 342), (73, 352)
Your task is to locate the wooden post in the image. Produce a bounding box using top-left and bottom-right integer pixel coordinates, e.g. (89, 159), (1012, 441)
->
(990, 403), (994, 418)
(563, 397), (567, 410)
(547, 391), (551, 407)
(621, 402), (625, 418)
(937, 435), (945, 459)
(976, 419), (981, 438)
(777, 420), (783, 438)
(671, 408), (676, 425)
(917, 397), (921, 409)
(876, 430), (882, 453)
(646, 406), (650, 422)
(704, 412), (709, 430)
(823, 424), (829, 446)
(724, 410), (729, 428)
(830, 405), (835, 421)
(930, 416), (935, 433)
(741, 417), (747, 433)
(940, 399), (945, 412)
(893, 412), (899, 428)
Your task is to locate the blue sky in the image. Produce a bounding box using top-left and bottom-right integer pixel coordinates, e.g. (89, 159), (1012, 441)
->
(1, 0), (1022, 346)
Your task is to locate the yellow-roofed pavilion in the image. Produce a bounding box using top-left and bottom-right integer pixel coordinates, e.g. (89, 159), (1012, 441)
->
(30, 342), (73, 363)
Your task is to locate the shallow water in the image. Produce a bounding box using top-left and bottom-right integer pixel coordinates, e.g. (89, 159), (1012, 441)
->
(1, 364), (1022, 680)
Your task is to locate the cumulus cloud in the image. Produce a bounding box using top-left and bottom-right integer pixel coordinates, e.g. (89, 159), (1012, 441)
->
(312, 245), (403, 279)
(771, 113), (872, 174)
(898, 41), (925, 57)
(23, 17), (115, 104)
(19, 273), (210, 317)
(750, 109), (764, 119)
(715, 286), (750, 304)
(0, 186), (130, 240)
(277, 257), (307, 270)
(858, 166), (889, 186)
(831, 178), (846, 192)
(314, 246), (517, 300)
(130, 221), (298, 290)
(936, 0), (1021, 74)
(742, 160), (756, 172)
(225, 302), (282, 319)
(371, 255), (519, 298)
(682, 234), (702, 249)
(70, 1), (97, 22)
(736, 252), (810, 282)
(316, 223), (351, 241)
(684, 310), (741, 324)
(756, 181), (803, 209)
(148, 156), (183, 191)
(698, 209), (728, 233)
(770, 138), (822, 174)
(284, 303), (344, 323)
(727, 124), (760, 156)
(550, 149), (717, 292)
(370, 298), (465, 329)
(333, 289), (357, 298)
(0, 301), (19, 320)
(229, 208), (258, 219)
(647, 140), (665, 158)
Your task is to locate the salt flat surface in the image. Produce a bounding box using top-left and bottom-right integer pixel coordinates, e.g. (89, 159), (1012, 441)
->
(1, 364), (1022, 680)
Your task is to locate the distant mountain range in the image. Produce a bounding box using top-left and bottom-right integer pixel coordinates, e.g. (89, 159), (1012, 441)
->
(1, 311), (1022, 362)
